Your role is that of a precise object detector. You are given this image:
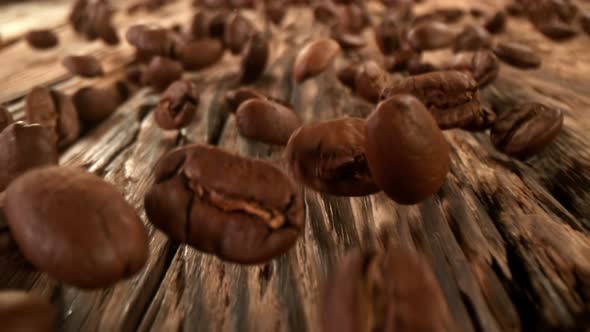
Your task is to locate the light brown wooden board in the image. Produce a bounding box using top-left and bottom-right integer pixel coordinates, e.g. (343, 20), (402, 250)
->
(1, 0), (590, 331)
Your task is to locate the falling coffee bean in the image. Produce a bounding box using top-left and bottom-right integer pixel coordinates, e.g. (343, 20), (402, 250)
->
(365, 94), (450, 204)
(286, 117), (379, 196)
(25, 86), (81, 149)
(224, 12), (254, 54)
(493, 41), (542, 69)
(142, 56), (184, 91)
(236, 99), (301, 145)
(535, 21), (578, 40)
(144, 144), (304, 264)
(0, 106), (14, 133)
(444, 50), (499, 88)
(0, 291), (56, 332)
(0, 122), (58, 192)
(25, 29), (59, 50)
(484, 10), (507, 34)
(294, 38), (341, 83)
(407, 21), (456, 51)
(73, 81), (130, 125)
(490, 102), (563, 157)
(241, 32), (269, 83)
(62, 55), (104, 78)
(177, 38), (225, 71)
(155, 80), (200, 130)
(4, 166), (149, 289)
(454, 24), (492, 52)
(322, 249), (456, 332)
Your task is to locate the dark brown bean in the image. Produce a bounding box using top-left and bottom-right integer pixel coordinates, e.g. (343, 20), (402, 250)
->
(294, 38), (341, 83)
(582, 13), (590, 36)
(453, 24), (492, 52)
(225, 87), (267, 112)
(177, 38), (225, 71)
(224, 12), (254, 54)
(236, 99), (301, 145)
(337, 4), (367, 34)
(155, 80), (200, 130)
(336, 63), (360, 90)
(444, 50), (500, 88)
(463, 106), (497, 132)
(484, 10), (507, 34)
(322, 249), (456, 332)
(535, 21), (578, 40)
(144, 144), (304, 264)
(4, 166), (149, 289)
(285, 118), (379, 196)
(126, 25), (176, 59)
(407, 21), (456, 51)
(313, 3), (338, 25)
(365, 95), (450, 204)
(383, 48), (421, 73)
(62, 55), (104, 78)
(0, 291), (56, 332)
(241, 32), (269, 83)
(354, 60), (391, 103)
(25, 86), (81, 149)
(0, 106), (14, 133)
(491, 102), (563, 157)
(72, 81), (130, 125)
(0, 122), (58, 192)
(141, 56), (184, 91)
(25, 29), (59, 50)
(374, 17), (401, 55)
(69, 0), (119, 45)
(492, 41), (542, 69)
(407, 58), (437, 75)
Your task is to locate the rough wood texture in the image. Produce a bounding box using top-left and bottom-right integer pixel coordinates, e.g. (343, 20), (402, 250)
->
(1, 0), (590, 331)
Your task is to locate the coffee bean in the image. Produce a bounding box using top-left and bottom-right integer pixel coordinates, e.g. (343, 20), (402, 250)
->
(374, 17), (401, 55)
(25, 29), (59, 50)
(142, 56), (184, 91)
(209, 11), (231, 39)
(241, 32), (269, 83)
(4, 166), (149, 288)
(365, 95), (450, 204)
(407, 58), (437, 75)
(177, 39), (225, 71)
(224, 12), (254, 54)
(144, 144), (304, 264)
(0, 106), (14, 133)
(155, 80), (200, 130)
(463, 106), (497, 132)
(286, 118), (379, 196)
(492, 41), (542, 69)
(484, 10), (507, 34)
(225, 87), (268, 112)
(0, 291), (56, 332)
(491, 102), (563, 157)
(444, 50), (499, 88)
(336, 63), (360, 90)
(337, 4), (367, 34)
(407, 21), (456, 51)
(384, 70), (485, 130)
(322, 249), (456, 332)
(383, 48), (420, 73)
(126, 25), (176, 59)
(73, 81), (129, 125)
(25, 86), (81, 149)
(62, 55), (104, 78)
(434, 7), (465, 23)
(294, 38), (341, 83)
(69, 0), (119, 45)
(0, 122), (58, 192)
(236, 99), (301, 145)
(535, 21), (578, 40)
(354, 60), (391, 103)
(313, 3), (338, 25)
(454, 24), (492, 52)
(190, 11), (216, 40)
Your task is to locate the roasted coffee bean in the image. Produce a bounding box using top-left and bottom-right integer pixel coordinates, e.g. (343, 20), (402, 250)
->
(73, 81), (130, 125)
(225, 87), (289, 113)
(236, 99), (301, 145)
(126, 25), (176, 59)
(337, 4), (367, 34)
(365, 95), (450, 204)
(62, 55), (104, 78)
(224, 12), (254, 54)
(383, 48), (420, 73)
(331, 29), (366, 50)
(155, 80), (200, 130)
(453, 24), (492, 52)
(374, 17), (401, 55)
(4, 166), (149, 288)
(493, 41), (542, 69)
(144, 144), (304, 264)
(0, 291), (56, 332)
(463, 106), (496, 131)
(25, 29), (59, 50)
(286, 118), (379, 196)
(0, 122), (58, 192)
(322, 249), (456, 332)
(69, 0), (119, 45)
(407, 58), (437, 75)
(484, 10), (507, 34)
(241, 32), (269, 83)
(444, 50), (499, 88)
(337, 63), (360, 90)
(407, 21), (456, 51)
(190, 11), (215, 40)
(0, 106), (14, 132)
(490, 102), (563, 157)
(142, 56), (184, 91)
(178, 38), (225, 71)
(294, 38), (341, 83)
(25, 86), (81, 149)
(354, 61), (391, 103)
(535, 21), (578, 40)
(384, 71), (485, 130)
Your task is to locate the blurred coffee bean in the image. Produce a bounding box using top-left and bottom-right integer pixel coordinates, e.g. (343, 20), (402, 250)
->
(463, 106), (497, 132)
(454, 24), (492, 52)
(365, 95), (450, 204)
(407, 21), (456, 51)
(241, 32), (269, 83)
(225, 87), (268, 112)
(354, 60), (390, 103)
(236, 99), (300, 145)
(491, 102), (563, 157)
(286, 117), (379, 196)
(374, 17), (401, 55)
(73, 81), (130, 125)
(142, 56), (184, 91)
(62, 55), (104, 78)
(224, 12), (254, 54)
(444, 50), (499, 88)
(336, 63), (360, 89)
(337, 4), (367, 34)
(126, 25), (176, 59)
(178, 38), (224, 70)
(535, 21), (578, 40)
(0, 291), (56, 332)
(493, 41), (542, 69)
(155, 80), (200, 130)
(25, 29), (59, 50)
(294, 38), (341, 83)
(407, 58), (437, 75)
(25, 86), (81, 149)
(69, 0), (119, 45)
(484, 10), (507, 34)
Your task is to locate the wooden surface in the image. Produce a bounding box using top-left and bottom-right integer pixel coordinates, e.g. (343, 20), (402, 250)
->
(2, 0), (590, 331)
